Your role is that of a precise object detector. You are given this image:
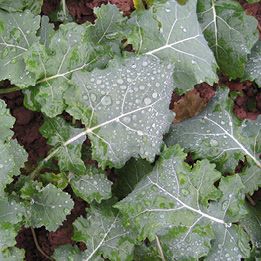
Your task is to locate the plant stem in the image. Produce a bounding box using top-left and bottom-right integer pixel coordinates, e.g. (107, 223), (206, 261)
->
(156, 235), (166, 261)
(61, 0), (67, 17)
(246, 194), (256, 206)
(0, 86), (21, 94)
(31, 228), (54, 261)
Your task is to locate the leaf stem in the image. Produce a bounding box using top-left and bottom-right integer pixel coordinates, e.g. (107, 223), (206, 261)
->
(61, 0), (67, 17)
(155, 235), (166, 261)
(246, 194), (256, 206)
(0, 86), (21, 94)
(31, 228), (54, 261)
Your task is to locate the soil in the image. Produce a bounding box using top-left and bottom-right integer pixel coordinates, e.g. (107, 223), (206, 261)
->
(0, 0), (260, 260)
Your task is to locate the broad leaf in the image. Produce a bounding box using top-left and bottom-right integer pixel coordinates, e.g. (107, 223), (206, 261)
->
(165, 88), (261, 172)
(39, 16), (55, 48)
(23, 4), (132, 117)
(116, 146), (250, 260)
(240, 164), (261, 195)
(241, 202), (261, 256)
(73, 202), (135, 261)
(197, 0), (258, 79)
(0, 99), (15, 141)
(245, 40), (261, 87)
(0, 223), (19, 251)
(53, 245), (83, 261)
(128, 0), (218, 92)
(0, 140), (27, 196)
(0, 100), (27, 196)
(0, 247), (25, 261)
(86, 4), (129, 54)
(134, 242), (161, 261)
(40, 117), (86, 174)
(113, 158), (153, 199)
(23, 22), (101, 117)
(0, 10), (40, 86)
(29, 184), (74, 231)
(0, 198), (25, 224)
(65, 56), (174, 168)
(0, 0), (43, 15)
(70, 166), (112, 203)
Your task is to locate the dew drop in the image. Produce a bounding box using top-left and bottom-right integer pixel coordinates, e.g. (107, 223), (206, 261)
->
(123, 116), (131, 124)
(144, 97), (152, 105)
(152, 92), (158, 98)
(101, 95), (112, 106)
(210, 139), (218, 146)
(117, 79), (124, 84)
(90, 93), (97, 102)
(222, 200), (229, 210)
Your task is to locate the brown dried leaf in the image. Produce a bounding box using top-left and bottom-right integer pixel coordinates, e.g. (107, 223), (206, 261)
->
(172, 89), (207, 123)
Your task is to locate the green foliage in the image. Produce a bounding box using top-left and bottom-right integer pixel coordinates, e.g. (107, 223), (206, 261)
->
(0, 1), (260, 260)
(116, 146), (250, 260)
(166, 88), (261, 172)
(128, 0), (218, 92)
(197, 0), (258, 79)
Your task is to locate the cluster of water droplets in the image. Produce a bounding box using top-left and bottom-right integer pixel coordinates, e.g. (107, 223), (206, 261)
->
(71, 56), (174, 166)
(71, 172), (112, 202)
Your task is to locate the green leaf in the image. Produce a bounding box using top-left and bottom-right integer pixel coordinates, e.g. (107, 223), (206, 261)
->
(0, 140), (27, 196)
(113, 158), (153, 199)
(241, 202), (261, 256)
(0, 100), (27, 196)
(39, 16), (55, 48)
(0, 198), (25, 225)
(40, 117), (86, 174)
(70, 166), (112, 203)
(240, 164), (261, 195)
(40, 172), (68, 190)
(0, 223), (19, 251)
(23, 22), (101, 117)
(246, 0), (260, 3)
(0, 10), (40, 87)
(28, 184), (74, 231)
(64, 56), (174, 168)
(128, 0), (218, 92)
(0, 0), (43, 15)
(0, 99), (15, 141)
(73, 202), (135, 261)
(197, 0), (258, 79)
(165, 88), (261, 172)
(245, 40), (261, 87)
(23, 5), (130, 117)
(53, 245), (83, 261)
(134, 242), (161, 261)
(0, 247), (25, 261)
(116, 146), (250, 260)
(87, 4), (128, 54)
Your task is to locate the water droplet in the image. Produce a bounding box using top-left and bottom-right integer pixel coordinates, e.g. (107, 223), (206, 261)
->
(144, 97), (152, 105)
(101, 95), (112, 106)
(182, 28), (187, 32)
(117, 79), (124, 84)
(152, 92), (158, 98)
(0, 164), (3, 168)
(137, 130), (143, 136)
(90, 93), (97, 102)
(51, 205), (55, 209)
(142, 61), (148, 67)
(210, 139), (218, 146)
(139, 85), (145, 90)
(123, 116), (131, 124)
(222, 200), (229, 210)
(181, 189), (189, 196)
(165, 8), (171, 12)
